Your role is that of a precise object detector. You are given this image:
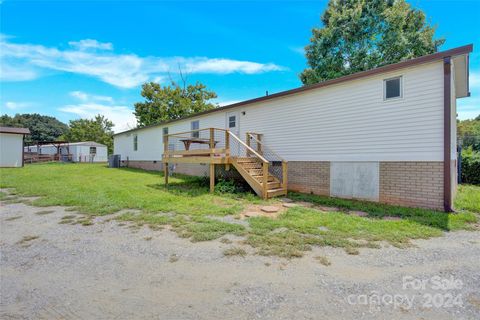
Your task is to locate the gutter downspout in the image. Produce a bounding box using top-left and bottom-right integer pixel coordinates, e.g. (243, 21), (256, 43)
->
(443, 57), (452, 212)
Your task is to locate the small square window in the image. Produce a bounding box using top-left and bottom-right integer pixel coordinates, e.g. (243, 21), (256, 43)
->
(228, 116), (236, 128)
(89, 147), (97, 155)
(162, 127), (168, 136)
(384, 77), (402, 100)
(191, 120), (199, 138)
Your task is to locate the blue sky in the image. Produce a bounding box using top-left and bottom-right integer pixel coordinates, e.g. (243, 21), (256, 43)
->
(1, 0), (479, 132)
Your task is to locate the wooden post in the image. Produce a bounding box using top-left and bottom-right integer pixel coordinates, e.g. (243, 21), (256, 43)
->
(257, 134), (263, 155)
(246, 133), (251, 157)
(164, 135), (169, 186)
(282, 161), (288, 190)
(209, 128), (215, 149)
(225, 130), (230, 170)
(262, 162), (268, 200)
(209, 128), (215, 193)
(210, 163), (215, 193)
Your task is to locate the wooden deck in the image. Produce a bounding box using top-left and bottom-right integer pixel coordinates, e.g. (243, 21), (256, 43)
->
(162, 128), (287, 199)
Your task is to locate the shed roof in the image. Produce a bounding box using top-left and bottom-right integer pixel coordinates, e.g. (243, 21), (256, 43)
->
(0, 127), (30, 135)
(114, 44), (473, 136)
(65, 141), (107, 147)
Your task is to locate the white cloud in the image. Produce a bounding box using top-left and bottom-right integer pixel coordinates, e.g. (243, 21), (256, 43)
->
(469, 71), (480, 89)
(218, 100), (241, 106)
(60, 103), (137, 133)
(0, 63), (39, 81)
(457, 70), (480, 120)
(0, 36), (285, 88)
(69, 91), (113, 103)
(180, 58), (284, 74)
(68, 39), (113, 51)
(4, 101), (31, 110)
(289, 46), (305, 56)
(458, 97), (480, 120)
(60, 92), (136, 132)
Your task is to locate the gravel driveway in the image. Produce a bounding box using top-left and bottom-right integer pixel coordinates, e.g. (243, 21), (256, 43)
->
(1, 199), (479, 320)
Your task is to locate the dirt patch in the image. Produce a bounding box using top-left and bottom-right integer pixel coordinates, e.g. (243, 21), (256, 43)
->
(240, 204), (286, 219)
(1, 200), (480, 319)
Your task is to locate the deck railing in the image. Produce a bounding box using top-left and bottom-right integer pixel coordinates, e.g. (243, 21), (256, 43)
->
(163, 128), (229, 159)
(246, 132), (288, 190)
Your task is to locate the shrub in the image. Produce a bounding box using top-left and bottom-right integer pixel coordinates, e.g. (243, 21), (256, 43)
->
(214, 179), (237, 194)
(461, 147), (480, 185)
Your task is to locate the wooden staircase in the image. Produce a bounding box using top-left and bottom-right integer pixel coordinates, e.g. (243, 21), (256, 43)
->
(231, 156), (287, 200)
(162, 128), (287, 200)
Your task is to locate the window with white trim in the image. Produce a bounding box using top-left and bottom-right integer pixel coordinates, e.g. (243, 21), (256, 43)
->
(384, 76), (402, 100)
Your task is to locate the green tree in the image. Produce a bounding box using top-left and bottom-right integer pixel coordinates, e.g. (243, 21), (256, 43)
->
(458, 115), (480, 151)
(300, 0), (444, 85)
(0, 113), (69, 144)
(134, 81), (217, 127)
(64, 115), (114, 154)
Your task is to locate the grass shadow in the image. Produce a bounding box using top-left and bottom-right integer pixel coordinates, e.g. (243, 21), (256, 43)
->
(287, 192), (477, 232)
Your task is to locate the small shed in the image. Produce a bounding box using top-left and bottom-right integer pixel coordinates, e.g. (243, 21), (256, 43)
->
(0, 127), (30, 167)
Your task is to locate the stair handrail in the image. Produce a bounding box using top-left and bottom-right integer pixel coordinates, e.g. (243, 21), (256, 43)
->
(246, 132), (286, 163)
(228, 131), (269, 164)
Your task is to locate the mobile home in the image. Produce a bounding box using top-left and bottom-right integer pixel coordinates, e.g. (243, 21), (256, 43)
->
(114, 45), (472, 211)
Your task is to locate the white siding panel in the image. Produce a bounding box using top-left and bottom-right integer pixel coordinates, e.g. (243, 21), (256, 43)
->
(238, 61), (444, 161)
(0, 133), (23, 167)
(114, 61), (445, 162)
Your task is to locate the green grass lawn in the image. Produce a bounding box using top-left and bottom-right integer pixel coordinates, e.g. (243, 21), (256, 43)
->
(1, 163), (478, 258)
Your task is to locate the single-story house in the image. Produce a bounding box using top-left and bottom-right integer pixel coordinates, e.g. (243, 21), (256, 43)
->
(0, 127), (30, 167)
(113, 44), (472, 211)
(25, 141), (108, 163)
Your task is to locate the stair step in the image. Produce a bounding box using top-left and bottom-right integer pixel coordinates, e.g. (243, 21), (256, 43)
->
(267, 188), (287, 197)
(253, 175), (275, 182)
(247, 168), (264, 175)
(267, 182), (281, 189)
(236, 157), (261, 163)
(240, 163), (262, 169)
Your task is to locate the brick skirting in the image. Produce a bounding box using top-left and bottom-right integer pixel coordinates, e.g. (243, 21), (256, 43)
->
(379, 161), (444, 210)
(287, 161), (330, 196)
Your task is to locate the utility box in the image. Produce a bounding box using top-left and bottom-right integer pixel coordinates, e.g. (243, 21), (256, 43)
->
(108, 154), (121, 168)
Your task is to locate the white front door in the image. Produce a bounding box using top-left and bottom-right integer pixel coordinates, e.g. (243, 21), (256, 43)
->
(226, 111), (240, 156)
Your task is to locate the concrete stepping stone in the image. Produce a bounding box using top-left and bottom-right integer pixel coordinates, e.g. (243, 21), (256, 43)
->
(282, 203), (298, 208)
(280, 198), (293, 203)
(261, 206), (279, 213)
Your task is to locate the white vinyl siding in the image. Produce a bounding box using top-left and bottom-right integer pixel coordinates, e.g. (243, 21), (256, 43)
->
(114, 61), (445, 162)
(0, 133), (23, 167)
